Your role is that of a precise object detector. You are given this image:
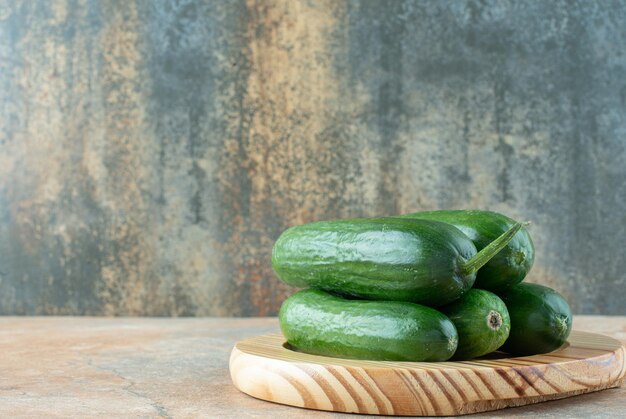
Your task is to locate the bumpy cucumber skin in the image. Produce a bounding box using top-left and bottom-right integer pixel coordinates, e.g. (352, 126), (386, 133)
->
(279, 289), (458, 361)
(499, 283), (572, 356)
(400, 210), (534, 291)
(272, 218), (477, 307)
(440, 289), (510, 360)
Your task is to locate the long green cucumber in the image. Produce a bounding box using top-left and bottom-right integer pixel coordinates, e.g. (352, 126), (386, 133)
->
(272, 217), (523, 306)
(400, 210), (534, 291)
(498, 283), (572, 356)
(279, 289), (458, 361)
(440, 289), (510, 360)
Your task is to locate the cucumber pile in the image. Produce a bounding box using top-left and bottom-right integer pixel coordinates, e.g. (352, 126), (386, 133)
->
(273, 210), (572, 361)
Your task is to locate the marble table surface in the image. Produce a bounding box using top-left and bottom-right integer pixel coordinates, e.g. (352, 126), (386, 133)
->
(0, 316), (624, 418)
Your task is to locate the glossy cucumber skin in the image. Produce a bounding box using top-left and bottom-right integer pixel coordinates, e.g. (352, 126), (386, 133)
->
(499, 283), (572, 356)
(440, 289), (510, 360)
(400, 210), (534, 291)
(279, 289), (458, 361)
(272, 218), (477, 307)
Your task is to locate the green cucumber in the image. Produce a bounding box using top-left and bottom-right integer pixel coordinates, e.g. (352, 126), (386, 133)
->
(400, 210), (534, 291)
(440, 289), (510, 360)
(279, 289), (458, 361)
(272, 217), (522, 306)
(499, 283), (572, 356)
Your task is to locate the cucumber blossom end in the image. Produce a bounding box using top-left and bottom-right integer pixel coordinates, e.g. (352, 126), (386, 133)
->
(487, 310), (503, 331)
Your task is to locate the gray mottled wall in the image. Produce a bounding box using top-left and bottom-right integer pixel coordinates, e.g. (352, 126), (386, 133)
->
(0, 0), (625, 316)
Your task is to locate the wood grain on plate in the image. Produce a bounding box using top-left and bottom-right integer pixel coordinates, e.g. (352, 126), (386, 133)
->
(230, 331), (625, 416)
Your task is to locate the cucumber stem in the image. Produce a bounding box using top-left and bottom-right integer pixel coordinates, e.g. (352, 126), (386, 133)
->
(460, 222), (528, 275)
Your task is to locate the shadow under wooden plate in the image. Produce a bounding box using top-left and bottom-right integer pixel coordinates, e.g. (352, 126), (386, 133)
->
(229, 331), (625, 416)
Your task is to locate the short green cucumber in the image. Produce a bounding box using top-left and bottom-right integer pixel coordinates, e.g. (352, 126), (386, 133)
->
(400, 210), (534, 291)
(498, 283), (572, 356)
(272, 217), (523, 307)
(440, 289), (510, 360)
(279, 289), (458, 361)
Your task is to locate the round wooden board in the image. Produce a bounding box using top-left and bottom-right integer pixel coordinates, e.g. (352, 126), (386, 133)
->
(230, 331), (625, 416)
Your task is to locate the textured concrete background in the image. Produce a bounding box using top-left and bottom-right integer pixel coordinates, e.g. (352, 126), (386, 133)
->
(0, 0), (625, 316)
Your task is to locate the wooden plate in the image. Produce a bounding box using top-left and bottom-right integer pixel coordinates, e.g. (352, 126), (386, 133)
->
(229, 331), (625, 416)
